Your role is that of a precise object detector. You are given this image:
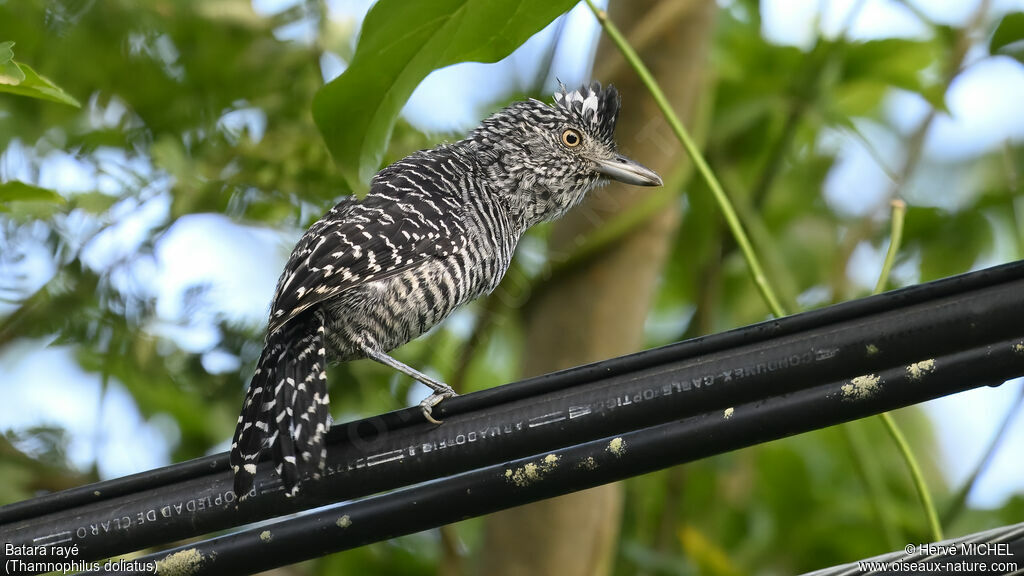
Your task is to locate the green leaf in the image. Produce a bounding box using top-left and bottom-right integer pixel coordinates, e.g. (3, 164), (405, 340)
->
(0, 41), (14, 65)
(0, 60), (80, 107)
(990, 12), (1024, 64)
(313, 0), (578, 191)
(903, 206), (993, 281)
(833, 80), (888, 117)
(0, 41), (26, 86)
(839, 38), (946, 111)
(0, 181), (66, 207)
(71, 191), (120, 214)
(0, 59), (25, 85)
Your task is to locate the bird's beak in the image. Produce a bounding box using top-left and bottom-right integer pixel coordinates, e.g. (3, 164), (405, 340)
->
(592, 154), (663, 187)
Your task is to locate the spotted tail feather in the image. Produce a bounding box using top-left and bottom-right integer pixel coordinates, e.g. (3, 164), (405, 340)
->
(271, 349), (300, 495)
(292, 316), (330, 482)
(229, 344), (279, 498)
(229, 310), (330, 499)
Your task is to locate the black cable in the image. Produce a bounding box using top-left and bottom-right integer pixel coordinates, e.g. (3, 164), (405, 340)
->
(1, 259), (1019, 526)
(94, 336), (1024, 576)
(801, 521), (1024, 576)
(2, 261), (1023, 567)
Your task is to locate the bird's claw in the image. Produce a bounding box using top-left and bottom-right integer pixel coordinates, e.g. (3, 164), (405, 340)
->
(420, 388), (457, 425)
(423, 408), (443, 425)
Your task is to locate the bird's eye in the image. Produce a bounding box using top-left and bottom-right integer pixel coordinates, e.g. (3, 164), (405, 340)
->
(561, 129), (582, 147)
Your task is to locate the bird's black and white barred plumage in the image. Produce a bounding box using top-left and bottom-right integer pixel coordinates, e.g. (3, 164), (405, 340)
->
(230, 82), (661, 498)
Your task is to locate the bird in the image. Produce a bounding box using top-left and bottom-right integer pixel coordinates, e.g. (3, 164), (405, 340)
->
(229, 81), (663, 499)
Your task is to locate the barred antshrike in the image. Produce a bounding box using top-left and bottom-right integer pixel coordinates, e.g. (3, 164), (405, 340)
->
(230, 82), (662, 498)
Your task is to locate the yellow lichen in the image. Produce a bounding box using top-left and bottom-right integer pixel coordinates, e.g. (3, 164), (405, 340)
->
(841, 374), (880, 401)
(156, 548), (204, 576)
(723, 407), (734, 419)
(907, 359), (936, 381)
(523, 462), (538, 478)
(607, 437), (626, 457)
(504, 454), (560, 487)
(336, 515), (352, 528)
(259, 530), (272, 542)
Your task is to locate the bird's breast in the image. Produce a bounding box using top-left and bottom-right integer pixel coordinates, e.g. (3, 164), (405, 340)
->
(321, 245), (513, 360)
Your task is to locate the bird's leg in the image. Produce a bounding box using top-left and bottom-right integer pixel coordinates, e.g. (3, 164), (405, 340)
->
(358, 343), (456, 424)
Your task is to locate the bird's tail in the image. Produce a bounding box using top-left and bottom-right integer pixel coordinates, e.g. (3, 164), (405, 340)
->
(229, 310), (330, 498)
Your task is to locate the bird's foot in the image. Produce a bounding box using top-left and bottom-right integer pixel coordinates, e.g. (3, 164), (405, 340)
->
(420, 387), (457, 425)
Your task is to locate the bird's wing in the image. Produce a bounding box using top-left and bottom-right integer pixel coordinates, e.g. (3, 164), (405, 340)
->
(267, 179), (467, 335)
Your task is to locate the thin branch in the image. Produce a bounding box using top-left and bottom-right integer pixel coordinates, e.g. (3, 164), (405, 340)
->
(832, 0), (992, 302)
(872, 199), (942, 543)
(874, 199), (906, 293)
(879, 412), (944, 542)
(859, 3), (994, 540)
(592, 0), (698, 81)
(584, 0), (786, 318)
(840, 120), (900, 183)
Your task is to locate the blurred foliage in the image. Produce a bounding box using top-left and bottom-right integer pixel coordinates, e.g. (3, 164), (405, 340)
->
(0, 40), (80, 107)
(991, 11), (1024, 64)
(0, 179), (65, 207)
(0, 0), (1022, 575)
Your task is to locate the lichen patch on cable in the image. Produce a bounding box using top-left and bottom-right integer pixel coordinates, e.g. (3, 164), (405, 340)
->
(504, 454), (560, 487)
(841, 374), (880, 401)
(156, 548), (204, 576)
(907, 359), (936, 381)
(607, 437), (626, 457)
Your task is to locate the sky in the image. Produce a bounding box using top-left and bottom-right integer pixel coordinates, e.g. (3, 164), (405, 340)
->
(1, 0), (1023, 506)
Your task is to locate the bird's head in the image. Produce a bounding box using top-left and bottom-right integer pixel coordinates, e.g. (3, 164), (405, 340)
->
(468, 82), (662, 228)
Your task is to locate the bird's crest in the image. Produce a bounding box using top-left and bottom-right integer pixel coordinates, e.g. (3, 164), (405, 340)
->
(553, 81), (620, 142)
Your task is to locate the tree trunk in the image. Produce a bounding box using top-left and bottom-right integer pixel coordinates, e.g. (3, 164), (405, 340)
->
(474, 1), (716, 574)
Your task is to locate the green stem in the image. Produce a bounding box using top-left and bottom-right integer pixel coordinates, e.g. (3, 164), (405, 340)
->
(841, 119), (900, 183)
(879, 412), (944, 542)
(872, 199), (942, 542)
(874, 199), (906, 293)
(584, 0), (786, 319)
(856, 0), (994, 544)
